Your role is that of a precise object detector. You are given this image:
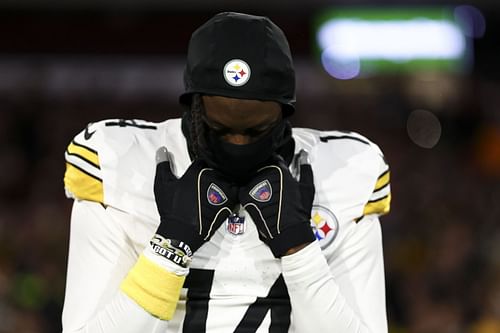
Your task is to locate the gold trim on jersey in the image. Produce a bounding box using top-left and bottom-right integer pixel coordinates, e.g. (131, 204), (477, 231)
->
(64, 162), (104, 203)
(121, 254), (185, 321)
(374, 170), (390, 191)
(355, 169), (391, 221)
(66, 141), (100, 169)
(363, 193), (391, 216)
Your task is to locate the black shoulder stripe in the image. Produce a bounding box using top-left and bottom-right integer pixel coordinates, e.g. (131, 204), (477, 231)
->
(320, 135), (370, 145)
(65, 151), (101, 170)
(374, 181), (390, 193)
(367, 194), (389, 204)
(66, 161), (102, 182)
(354, 216), (364, 223)
(377, 169), (390, 180)
(72, 139), (98, 155)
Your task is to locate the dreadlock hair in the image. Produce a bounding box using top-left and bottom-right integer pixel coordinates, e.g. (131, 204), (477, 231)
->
(187, 93), (207, 159)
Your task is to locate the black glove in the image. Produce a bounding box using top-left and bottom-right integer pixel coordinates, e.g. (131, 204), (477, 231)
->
(239, 151), (316, 257)
(153, 147), (238, 266)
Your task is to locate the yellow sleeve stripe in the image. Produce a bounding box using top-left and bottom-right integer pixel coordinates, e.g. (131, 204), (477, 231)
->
(363, 193), (391, 216)
(67, 141), (100, 169)
(121, 254), (186, 321)
(64, 162), (104, 203)
(374, 170), (390, 191)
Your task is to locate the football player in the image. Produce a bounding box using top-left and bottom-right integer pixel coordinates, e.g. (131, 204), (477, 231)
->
(62, 12), (391, 333)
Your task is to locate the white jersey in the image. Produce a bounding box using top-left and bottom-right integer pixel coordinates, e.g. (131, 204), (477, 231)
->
(62, 118), (391, 333)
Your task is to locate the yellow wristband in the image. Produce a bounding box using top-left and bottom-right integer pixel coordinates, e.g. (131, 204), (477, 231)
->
(120, 254), (186, 320)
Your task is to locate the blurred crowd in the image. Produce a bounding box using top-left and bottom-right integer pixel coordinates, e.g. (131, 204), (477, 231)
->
(0, 63), (499, 333)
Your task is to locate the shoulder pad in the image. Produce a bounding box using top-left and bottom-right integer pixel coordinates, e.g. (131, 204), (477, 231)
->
(293, 128), (391, 220)
(319, 131), (391, 218)
(63, 119), (161, 203)
(64, 121), (105, 203)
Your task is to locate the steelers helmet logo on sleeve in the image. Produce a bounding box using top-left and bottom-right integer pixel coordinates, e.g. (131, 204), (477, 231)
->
(223, 59), (251, 86)
(310, 205), (339, 249)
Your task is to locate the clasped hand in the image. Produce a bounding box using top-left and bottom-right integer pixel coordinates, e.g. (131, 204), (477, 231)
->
(153, 147), (315, 263)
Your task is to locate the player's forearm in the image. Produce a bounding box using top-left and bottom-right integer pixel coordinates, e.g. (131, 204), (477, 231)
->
(63, 291), (169, 333)
(62, 201), (184, 333)
(64, 252), (184, 333)
(281, 241), (384, 333)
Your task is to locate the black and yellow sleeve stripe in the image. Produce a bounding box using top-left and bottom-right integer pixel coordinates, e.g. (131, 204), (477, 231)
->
(363, 169), (391, 216)
(64, 140), (104, 203)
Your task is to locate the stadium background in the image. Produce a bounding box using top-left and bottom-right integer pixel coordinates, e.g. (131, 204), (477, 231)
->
(0, 1), (499, 332)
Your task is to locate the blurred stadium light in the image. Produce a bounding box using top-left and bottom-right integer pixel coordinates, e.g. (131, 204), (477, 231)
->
(315, 7), (484, 79)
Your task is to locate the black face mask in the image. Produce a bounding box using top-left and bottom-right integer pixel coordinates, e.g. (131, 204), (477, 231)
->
(199, 120), (293, 183)
(181, 111), (294, 183)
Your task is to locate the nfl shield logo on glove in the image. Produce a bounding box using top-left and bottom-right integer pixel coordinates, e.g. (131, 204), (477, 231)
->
(207, 183), (228, 205)
(249, 180), (272, 202)
(227, 214), (245, 235)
